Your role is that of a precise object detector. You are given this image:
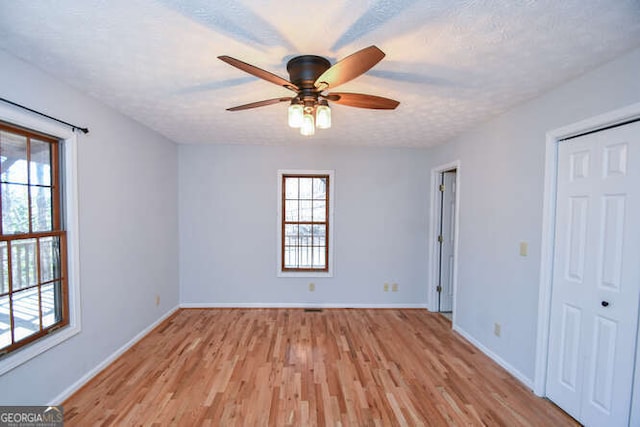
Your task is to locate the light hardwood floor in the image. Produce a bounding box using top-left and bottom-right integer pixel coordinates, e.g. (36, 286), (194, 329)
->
(64, 309), (577, 426)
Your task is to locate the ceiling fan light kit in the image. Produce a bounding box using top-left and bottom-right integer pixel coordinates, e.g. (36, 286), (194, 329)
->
(301, 111), (315, 136)
(218, 45), (399, 137)
(316, 100), (331, 129)
(288, 101), (304, 128)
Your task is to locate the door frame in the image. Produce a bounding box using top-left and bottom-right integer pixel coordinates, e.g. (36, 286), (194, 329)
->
(534, 102), (640, 420)
(428, 161), (461, 319)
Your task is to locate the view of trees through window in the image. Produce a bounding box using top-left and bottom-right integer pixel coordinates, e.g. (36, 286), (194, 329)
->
(282, 175), (329, 272)
(0, 124), (67, 355)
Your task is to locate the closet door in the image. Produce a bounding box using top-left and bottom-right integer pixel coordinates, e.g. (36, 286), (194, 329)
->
(546, 120), (640, 426)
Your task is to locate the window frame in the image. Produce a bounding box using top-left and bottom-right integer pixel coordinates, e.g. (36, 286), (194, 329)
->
(277, 170), (335, 278)
(0, 122), (69, 352)
(0, 104), (81, 376)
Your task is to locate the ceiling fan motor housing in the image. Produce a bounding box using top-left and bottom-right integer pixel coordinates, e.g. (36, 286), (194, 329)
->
(286, 55), (331, 103)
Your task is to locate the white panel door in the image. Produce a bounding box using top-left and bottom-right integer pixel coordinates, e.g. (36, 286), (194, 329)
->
(439, 171), (456, 312)
(546, 120), (640, 426)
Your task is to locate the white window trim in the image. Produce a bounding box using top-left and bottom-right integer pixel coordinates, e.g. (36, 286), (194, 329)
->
(277, 169), (335, 278)
(0, 102), (82, 376)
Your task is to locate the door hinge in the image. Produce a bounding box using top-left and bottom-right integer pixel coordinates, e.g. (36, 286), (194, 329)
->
(437, 235), (444, 243)
(439, 184), (445, 192)
(436, 285), (442, 292)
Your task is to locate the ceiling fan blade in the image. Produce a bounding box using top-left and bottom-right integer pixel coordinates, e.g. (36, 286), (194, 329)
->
(314, 45), (385, 90)
(327, 92), (399, 110)
(218, 55), (298, 92)
(226, 97), (292, 111)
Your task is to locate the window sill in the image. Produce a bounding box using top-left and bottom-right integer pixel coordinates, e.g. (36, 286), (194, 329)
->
(277, 270), (333, 278)
(0, 323), (81, 376)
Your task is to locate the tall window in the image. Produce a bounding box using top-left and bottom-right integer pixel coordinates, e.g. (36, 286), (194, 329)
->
(281, 174), (330, 272)
(0, 123), (67, 356)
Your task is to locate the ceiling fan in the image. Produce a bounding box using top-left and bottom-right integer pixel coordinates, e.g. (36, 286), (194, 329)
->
(218, 45), (400, 135)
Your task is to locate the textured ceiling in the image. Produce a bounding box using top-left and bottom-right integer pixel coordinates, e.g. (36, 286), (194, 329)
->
(0, 0), (639, 148)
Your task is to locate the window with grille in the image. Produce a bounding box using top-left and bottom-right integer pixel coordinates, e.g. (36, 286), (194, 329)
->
(279, 171), (333, 275)
(0, 123), (68, 356)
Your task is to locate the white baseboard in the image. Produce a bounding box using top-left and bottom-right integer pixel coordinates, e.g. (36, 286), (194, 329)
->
(180, 302), (428, 309)
(49, 305), (179, 405)
(452, 324), (534, 390)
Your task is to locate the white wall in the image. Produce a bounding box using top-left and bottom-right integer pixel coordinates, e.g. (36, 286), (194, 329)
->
(0, 50), (179, 404)
(424, 47), (640, 384)
(179, 144), (430, 306)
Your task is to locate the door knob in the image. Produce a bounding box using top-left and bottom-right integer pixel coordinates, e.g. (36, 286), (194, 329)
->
(601, 301), (609, 307)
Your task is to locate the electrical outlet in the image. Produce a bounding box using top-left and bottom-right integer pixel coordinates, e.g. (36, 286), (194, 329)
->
(392, 283), (398, 292)
(155, 295), (160, 306)
(309, 282), (315, 292)
(383, 283), (389, 292)
(519, 241), (528, 257)
(494, 323), (501, 337)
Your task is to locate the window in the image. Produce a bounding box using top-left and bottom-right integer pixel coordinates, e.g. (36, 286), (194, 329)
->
(278, 171), (334, 276)
(0, 123), (68, 356)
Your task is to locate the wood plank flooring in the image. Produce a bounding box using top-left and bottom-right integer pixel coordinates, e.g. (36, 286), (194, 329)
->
(63, 309), (577, 426)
